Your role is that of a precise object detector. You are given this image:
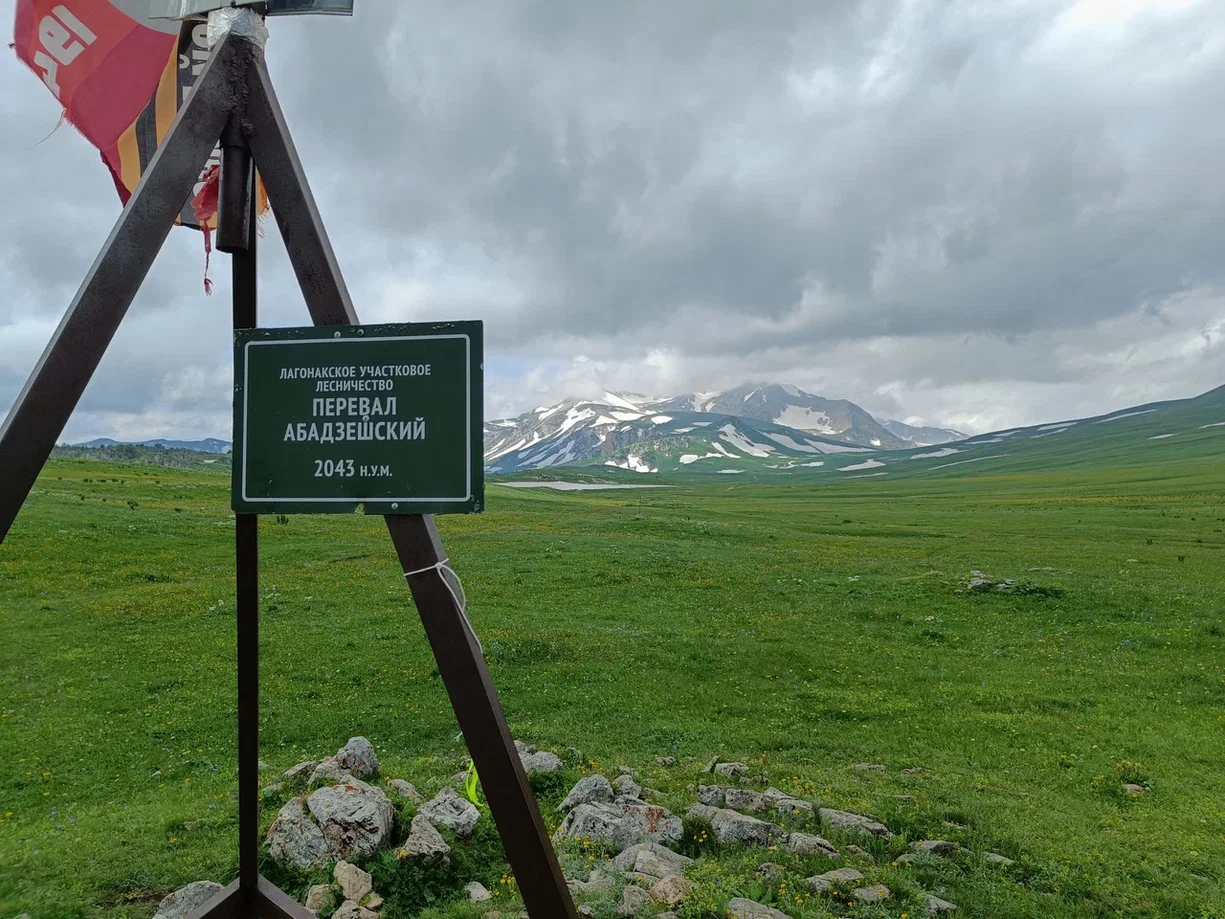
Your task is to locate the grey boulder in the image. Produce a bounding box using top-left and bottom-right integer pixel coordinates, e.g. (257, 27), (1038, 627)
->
(153, 881), (224, 919)
(787, 832), (839, 857)
(612, 841), (692, 880)
(556, 800), (682, 852)
(398, 813), (451, 864)
(818, 808), (892, 838)
(335, 737), (380, 778)
(559, 774), (615, 811)
(806, 867), (863, 892)
(306, 778), (395, 861)
(266, 797), (329, 870)
(418, 786), (480, 839)
(726, 898), (793, 919)
(709, 808), (787, 846)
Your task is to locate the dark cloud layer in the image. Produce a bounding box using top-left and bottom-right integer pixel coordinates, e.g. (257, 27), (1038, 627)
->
(1, 0), (1223, 438)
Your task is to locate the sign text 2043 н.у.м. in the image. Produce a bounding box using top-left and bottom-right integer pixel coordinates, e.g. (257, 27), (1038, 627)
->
(232, 321), (483, 515)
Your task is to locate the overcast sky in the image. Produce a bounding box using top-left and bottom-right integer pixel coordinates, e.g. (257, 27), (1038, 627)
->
(2, 0), (1223, 441)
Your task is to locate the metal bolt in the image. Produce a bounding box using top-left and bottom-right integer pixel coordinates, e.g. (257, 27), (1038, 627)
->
(333, 331), (341, 338)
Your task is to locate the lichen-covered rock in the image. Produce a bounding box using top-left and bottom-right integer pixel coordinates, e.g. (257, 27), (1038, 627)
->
(853, 884), (891, 903)
(306, 778), (395, 861)
(333, 861), (372, 903)
(266, 797), (329, 870)
(712, 762), (749, 778)
(389, 778), (421, 802)
(762, 788), (813, 815)
(697, 785), (725, 806)
(649, 875), (692, 906)
(153, 881), (223, 919)
(686, 803), (720, 821)
(787, 832), (839, 857)
(521, 750), (564, 774)
(726, 898), (793, 919)
(559, 774), (615, 811)
(806, 868), (863, 892)
(556, 800), (683, 851)
(925, 893), (959, 913)
(332, 902), (378, 919)
(818, 808), (892, 838)
(724, 788), (767, 813)
(281, 760), (318, 785)
(612, 842), (692, 880)
(614, 774), (643, 799)
(398, 814), (451, 864)
(419, 786), (480, 838)
(984, 851), (1015, 867)
(710, 808), (787, 846)
(466, 881), (492, 902)
(310, 757), (350, 786)
(304, 884), (335, 916)
(618, 884), (652, 916)
(913, 839), (962, 856)
(335, 737), (379, 778)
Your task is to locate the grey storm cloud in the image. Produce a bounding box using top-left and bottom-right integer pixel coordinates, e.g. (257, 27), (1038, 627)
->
(1, 0), (1223, 440)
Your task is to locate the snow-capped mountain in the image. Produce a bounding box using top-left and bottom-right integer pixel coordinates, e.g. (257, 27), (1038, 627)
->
(877, 419), (966, 447)
(484, 391), (875, 474)
(652, 384), (911, 449)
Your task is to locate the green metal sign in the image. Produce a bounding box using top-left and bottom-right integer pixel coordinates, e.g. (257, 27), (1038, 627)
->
(232, 322), (483, 515)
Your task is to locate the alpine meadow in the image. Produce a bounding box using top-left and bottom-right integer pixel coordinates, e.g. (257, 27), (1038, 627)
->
(2, 385), (1223, 919)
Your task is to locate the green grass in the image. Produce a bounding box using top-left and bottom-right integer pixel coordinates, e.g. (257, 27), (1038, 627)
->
(1, 453), (1223, 917)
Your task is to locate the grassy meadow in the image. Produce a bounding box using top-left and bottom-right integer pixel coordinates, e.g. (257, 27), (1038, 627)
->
(1, 452), (1223, 917)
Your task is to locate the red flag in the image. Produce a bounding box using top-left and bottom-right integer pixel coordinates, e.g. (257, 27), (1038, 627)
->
(13, 1), (178, 159)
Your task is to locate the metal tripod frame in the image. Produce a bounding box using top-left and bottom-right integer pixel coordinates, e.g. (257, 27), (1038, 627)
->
(0, 32), (577, 919)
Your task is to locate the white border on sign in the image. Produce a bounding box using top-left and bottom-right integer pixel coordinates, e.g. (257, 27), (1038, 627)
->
(241, 334), (472, 504)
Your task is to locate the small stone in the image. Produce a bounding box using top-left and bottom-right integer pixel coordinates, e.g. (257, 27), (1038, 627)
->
(726, 898), (793, 919)
(611, 841), (692, 879)
(333, 861), (372, 903)
(787, 832), (839, 857)
(724, 788), (767, 812)
(697, 785), (725, 806)
(398, 813), (451, 865)
(560, 774), (615, 811)
(619, 884), (652, 916)
(567, 746), (585, 764)
(419, 786), (480, 838)
(761, 788), (813, 815)
(578, 907), (596, 918)
(389, 779), (421, 802)
(639, 786), (665, 801)
(656, 756), (677, 767)
(304, 884), (335, 915)
(364, 893), (383, 910)
(153, 881), (224, 919)
(925, 893), (958, 913)
(521, 750), (564, 773)
(514, 739), (537, 755)
(649, 874), (692, 906)
(818, 808), (892, 838)
(613, 774), (642, 799)
(852, 763), (885, 772)
(853, 884), (891, 903)
(757, 862), (784, 882)
(1123, 783), (1147, 796)
(844, 844), (875, 863)
(573, 868), (616, 893)
(806, 867), (863, 892)
(712, 762), (749, 778)
(466, 882), (492, 902)
(913, 839), (961, 856)
(686, 803), (719, 821)
(984, 851), (1015, 867)
(333, 902), (378, 919)
(899, 767), (924, 776)
(703, 757), (720, 773)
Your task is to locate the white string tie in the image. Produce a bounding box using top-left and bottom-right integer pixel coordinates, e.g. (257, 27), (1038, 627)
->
(404, 559), (482, 654)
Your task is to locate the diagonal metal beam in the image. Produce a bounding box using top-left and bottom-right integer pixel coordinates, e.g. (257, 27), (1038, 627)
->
(0, 34), (258, 545)
(243, 52), (579, 919)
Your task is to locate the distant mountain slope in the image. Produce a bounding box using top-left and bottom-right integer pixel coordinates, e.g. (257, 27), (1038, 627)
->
(74, 437), (232, 454)
(578, 384), (1224, 480)
(653, 384), (910, 448)
(878, 419), (966, 447)
(484, 393), (873, 474)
